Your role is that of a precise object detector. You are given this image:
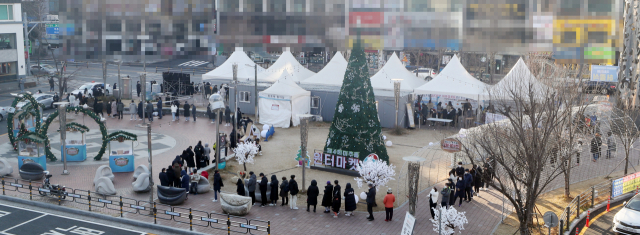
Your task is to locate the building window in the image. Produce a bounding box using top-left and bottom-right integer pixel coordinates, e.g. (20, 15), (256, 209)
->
(0, 62), (16, 79)
(0, 5), (14, 21)
(0, 33), (16, 50)
(311, 96), (320, 109)
(239, 91), (250, 103)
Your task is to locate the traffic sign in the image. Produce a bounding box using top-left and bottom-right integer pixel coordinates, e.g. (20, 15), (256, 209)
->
(543, 211), (558, 227)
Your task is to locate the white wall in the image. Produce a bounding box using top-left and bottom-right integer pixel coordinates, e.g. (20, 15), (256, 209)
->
(0, 22), (26, 78)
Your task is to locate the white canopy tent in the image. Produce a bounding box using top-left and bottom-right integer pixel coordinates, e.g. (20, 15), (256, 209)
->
(489, 58), (551, 101)
(369, 52), (426, 94)
(299, 52), (348, 88)
(413, 55), (489, 100)
(202, 47), (264, 82)
(258, 73), (311, 128)
(257, 48), (316, 83)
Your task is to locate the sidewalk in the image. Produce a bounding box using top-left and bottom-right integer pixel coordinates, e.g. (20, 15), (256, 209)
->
(0, 117), (511, 234)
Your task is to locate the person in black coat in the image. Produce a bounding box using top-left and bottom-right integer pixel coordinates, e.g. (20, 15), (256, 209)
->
(146, 101), (154, 122)
(136, 81), (141, 97)
(224, 106), (231, 126)
(165, 165), (175, 187)
(236, 108), (242, 125)
(213, 170), (224, 201)
(137, 101), (143, 119)
(280, 177), (289, 206)
(321, 181), (333, 213)
(306, 180), (319, 212)
(181, 149), (194, 174)
(366, 183), (376, 221)
(159, 168), (170, 186)
(288, 175), (299, 210)
(332, 180), (342, 216)
(270, 175), (279, 206)
(184, 102), (191, 121)
(230, 128), (238, 149)
(194, 141), (205, 169)
(157, 98), (163, 119)
(344, 183), (356, 216)
(192, 103), (197, 122)
(186, 146), (195, 171)
(259, 173), (269, 207)
(236, 178), (245, 196)
(94, 101), (104, 118)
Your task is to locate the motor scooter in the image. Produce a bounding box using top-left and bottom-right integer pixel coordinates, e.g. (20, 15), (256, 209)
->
(38, 171), (66, 199)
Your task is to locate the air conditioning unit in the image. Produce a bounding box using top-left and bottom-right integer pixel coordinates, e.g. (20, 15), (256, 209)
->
(311, 115), (323, 122)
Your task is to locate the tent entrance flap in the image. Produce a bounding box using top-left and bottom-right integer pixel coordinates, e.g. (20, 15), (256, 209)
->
(259, 98), (292, 128)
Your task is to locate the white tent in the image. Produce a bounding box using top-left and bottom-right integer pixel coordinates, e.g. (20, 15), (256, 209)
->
(202, 47), (264, 82)
(299, 52), (348, 88)
(369, 52), (426, 93)
(257, 49), (316, 83)
(258, 73), (311, 128)
(489, 58), (551, 100)
(413, 55), (489, 100)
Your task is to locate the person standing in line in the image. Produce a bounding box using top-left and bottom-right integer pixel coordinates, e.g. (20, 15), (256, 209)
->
(344, 183), (356, 216)
(106, 100), (113, 118)
(183, 101), (191, 122)
(212, 170), (223, 202)
(365, 183), (376, 221)
(463, 169), (474, 202)
(224, 105), (231, 126)
(455, 176), (465, 207)
(473, 165), (484, 196)
(606, 131), (615, 159)
(307, 180), (319, 212)
(165, 165), (175, 187)
(288, 175), (299, 210)
(332, 180), (342, 217)
(192, 102), (197, 122)
(259, 173), (268, 207)
(129, 100), (137, 120)
(137, 99), (143, 119)
(159, 168), (169, 187)
(321, 181), (333, 213)
(136, 81), (141, 97)
(157, 98), (163, 119)
(183, 147), (195, 174)
(236, 178), (246, 196)
(180, 169), (190, 199)
(172, 162), (182, 188)
(448, 182), (456, 207)
(441, 183), (451, 209)
(203, 143), (211, 166)
(212, 85), (218, 95)
(269, 175), (279, 206)
(280, 176), (289, 206)
(247, 172), (257, 206)
(146, 101), (154, 122)
(384, 188), (396, 222)
(117, 100), (124, 119)
(194, 141), (205, 169)
(591, 133), (602, 162)
(171, 102), (178, 121)
(429, 187), (439, 219)
(455, 162), (465, 178)
(49, 77), (55, 92)
(95, 101), (104, 118)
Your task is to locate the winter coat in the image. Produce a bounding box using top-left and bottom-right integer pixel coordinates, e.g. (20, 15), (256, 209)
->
(463, 172), (473, 188)
(441, 187), (451, 204)
(280, 180), (289, 198)
(455, 180), (465, 198)
(366, 187), (376, 204)
(180, 170), (190, 189)
(192, 105), (197, 119)
(106, 101), (112, 114)
(213, 172), (224, 191)
(117, 102), (124, 112)
(591, 136), (602, 153)
(247, 174), (257, 192)
(146, 102), (153, 115)
(183, 151), (195, 168)
(194, 144), (205, 168)
(172, 164), (181, 182)
(171, 104), (177, 113)
(383, 193), (395, 208)
(448, 185), (456, 204)
(473, 168), (484, 188)
(259, 176), (268, 195)
(289, 179), (299, 195)
(332, 184), (342, 212)
(455, 166), (465, 177)
(183, 103), (190, 117)
(270, 175), (279, 201)
(343, 183), (356, 211)
(236, 179), (246, 196)
(136, 83), (141, 94)
(306, 180), (319, 205)
(137, 102), (143, 118)
(94, 102), (103, 114)
(159, 172), (170, 186)
(224, 106), (231, 121)
(172, 155), (184, 167)
(166, 166), (175, 185)
(321, 184), (334, 207)
(429, 189), (439, 205)
(203, 145), (211, 160)
(111, 102), (117, 114)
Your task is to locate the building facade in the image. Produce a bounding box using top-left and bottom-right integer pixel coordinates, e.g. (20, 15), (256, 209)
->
(0, 0), (26, 81)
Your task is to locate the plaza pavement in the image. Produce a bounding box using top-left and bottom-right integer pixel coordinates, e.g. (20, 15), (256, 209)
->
(0, 114), (512, 234)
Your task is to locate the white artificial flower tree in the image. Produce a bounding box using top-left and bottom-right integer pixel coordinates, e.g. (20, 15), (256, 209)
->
(233, 141), (259, 171)
(354, 158), (396, 191)
(430, 206), (469, 235)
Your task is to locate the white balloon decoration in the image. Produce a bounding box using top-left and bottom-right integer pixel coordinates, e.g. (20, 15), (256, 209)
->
(385, 141), (392, 146)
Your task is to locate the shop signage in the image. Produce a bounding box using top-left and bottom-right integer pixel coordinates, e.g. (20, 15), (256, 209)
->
(314, 149), (361, 171)
(441, 138), (462, 153)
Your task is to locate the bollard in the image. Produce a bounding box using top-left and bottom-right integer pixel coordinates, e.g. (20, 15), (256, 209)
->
(120, 196), (123, 217)
(189, 208), (193, 231)
(577, 195), (581, 217)
(156, 67), (157, 73)
(591, 186), (595, 207)
(565, 206), (571, 231)
(607, 196), (610, 212)
(268, 221), (271, 235)
(29, 181), (32, 200)
(2, 177), (4, 195)
(227, 214), (231, 234)
(88, 191), (92, 211)
(560, 220), (564, 235)
(58, 190), (61, 205)
(153, 202), (157, 224)
(586, 210), (590, 227)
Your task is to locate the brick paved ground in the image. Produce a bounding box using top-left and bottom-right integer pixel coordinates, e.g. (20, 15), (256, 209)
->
(0, 115), (513, 235)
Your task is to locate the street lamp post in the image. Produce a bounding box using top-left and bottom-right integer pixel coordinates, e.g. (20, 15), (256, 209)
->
(245, 64), (259, 123)
(392, 79), (403, 128)
(209, 94), (225, 171)
(147, 124), (153, 205)
(141, 74), (146, 125)
(232, 64), (238, 138)
(299, 114), (313, 191)
(55, 102), (70, 175)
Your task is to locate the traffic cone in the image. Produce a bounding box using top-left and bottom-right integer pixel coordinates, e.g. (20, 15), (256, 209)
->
(576, 227), (579, 235)
(586, 210), (590, 227)
(607, 196), (610, 212)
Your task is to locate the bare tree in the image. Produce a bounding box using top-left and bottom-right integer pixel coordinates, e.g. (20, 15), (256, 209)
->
(610, 108), (640, 175)
(460, 62), (584, 234)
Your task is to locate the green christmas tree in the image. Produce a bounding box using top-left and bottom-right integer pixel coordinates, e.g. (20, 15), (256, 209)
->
(323, 39), (389, 163)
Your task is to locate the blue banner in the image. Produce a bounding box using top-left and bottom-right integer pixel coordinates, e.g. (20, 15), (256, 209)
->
(46, 27), (59, 35)
(612, 178), (624, 198)
(590, 65), (618, 82)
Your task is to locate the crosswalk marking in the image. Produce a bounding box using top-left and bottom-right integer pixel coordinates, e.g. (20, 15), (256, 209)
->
(177, 60), (208, 67)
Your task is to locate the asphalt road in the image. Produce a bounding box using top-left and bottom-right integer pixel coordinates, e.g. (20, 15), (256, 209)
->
(0, 203), (146, 235)
(582, 200), (624, 235)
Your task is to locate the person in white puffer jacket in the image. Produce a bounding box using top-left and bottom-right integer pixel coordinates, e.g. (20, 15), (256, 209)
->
(429, 187), (439, 219)
(171, 103), (178, 121)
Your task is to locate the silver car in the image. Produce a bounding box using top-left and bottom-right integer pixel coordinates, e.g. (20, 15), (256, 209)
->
(16, 93), (56, 110)
(0, 107), (8, 122)
(30, 64), (57, 76)
(613, 194), (640, 234)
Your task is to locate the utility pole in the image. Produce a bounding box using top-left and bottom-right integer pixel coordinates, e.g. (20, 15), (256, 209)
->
(233, 64), (238, 137)
(255, 64), (258, 123)
(57, 102), (70, 175)
(147, 124), (153, 205)
(141, 74), (146, 125)
(118, 61), (122, 99)
(102, 60), (107, 99)
(215, 108), (221, 171)
(23, 12), (31, 76)
(299, 114), (313, 191)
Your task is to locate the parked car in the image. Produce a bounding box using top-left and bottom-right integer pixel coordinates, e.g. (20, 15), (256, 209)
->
(29, 64), (57, 76)
(71, 82), (112, 97)
(0, 107), (8, 122)
(16, 93), (55, 110)
(613, 194), (640, 234)
(412, 68), (438, 81)
(583, 81), (616, 95)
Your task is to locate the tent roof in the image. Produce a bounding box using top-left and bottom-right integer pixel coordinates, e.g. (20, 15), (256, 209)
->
(259, 72), (311, 99)
(413, 54), (489, 100)
(257, 51), (316, 83)
(489, 58), (550, 100)
(202, 47), (264, 81)
(300, 52), (348, 87)
(369, 52), (426, 92)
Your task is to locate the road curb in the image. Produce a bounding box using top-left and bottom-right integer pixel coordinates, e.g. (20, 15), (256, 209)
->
(0, 195), (202, 235)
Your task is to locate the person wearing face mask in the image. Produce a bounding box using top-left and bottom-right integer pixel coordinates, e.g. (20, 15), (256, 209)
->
(455, 176), (466, 207)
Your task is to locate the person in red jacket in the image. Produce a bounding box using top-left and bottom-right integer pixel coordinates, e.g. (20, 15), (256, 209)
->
(383, 188), (396, 222)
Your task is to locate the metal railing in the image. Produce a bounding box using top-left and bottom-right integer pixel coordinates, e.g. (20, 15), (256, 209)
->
(1, 176), (270, 234)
